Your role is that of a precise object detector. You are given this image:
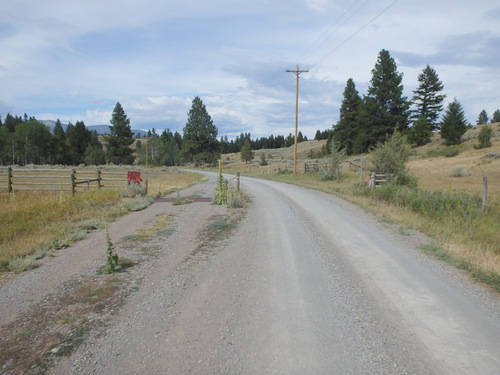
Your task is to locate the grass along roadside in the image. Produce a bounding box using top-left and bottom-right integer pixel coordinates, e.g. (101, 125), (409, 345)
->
(0, 168), (205, 276)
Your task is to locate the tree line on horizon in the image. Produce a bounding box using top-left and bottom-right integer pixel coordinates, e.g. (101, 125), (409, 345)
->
(0, 98), (327, 167)
(2, 49), (499, 167)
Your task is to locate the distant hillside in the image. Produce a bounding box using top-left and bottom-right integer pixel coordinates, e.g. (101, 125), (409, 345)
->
(40, 120), (148, 137)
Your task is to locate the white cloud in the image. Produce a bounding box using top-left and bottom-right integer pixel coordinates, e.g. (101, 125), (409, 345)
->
(0, 0), (499, 138)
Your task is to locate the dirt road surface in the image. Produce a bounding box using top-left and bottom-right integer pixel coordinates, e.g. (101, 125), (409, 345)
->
(47, 172), (500, 374)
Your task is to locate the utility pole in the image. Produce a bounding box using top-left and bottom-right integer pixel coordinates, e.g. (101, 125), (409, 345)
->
(286, 65), (308, 175)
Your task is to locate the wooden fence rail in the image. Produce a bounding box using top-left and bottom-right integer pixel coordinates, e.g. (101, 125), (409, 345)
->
(0, 167), (132, 195)
(304, 162), (327, 173)
(369, 172), (387, 189)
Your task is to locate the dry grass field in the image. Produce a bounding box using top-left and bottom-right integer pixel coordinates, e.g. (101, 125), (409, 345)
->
(409, 123), (500, 195)
(0, 169), (205, 275)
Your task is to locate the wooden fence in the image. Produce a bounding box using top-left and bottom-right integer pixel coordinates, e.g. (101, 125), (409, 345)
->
(368, 173), (387, 189)
(0, 167), (134, 195)
(304, 162), (327, 173)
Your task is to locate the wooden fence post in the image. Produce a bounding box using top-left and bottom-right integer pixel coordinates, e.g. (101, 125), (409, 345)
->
(369, 172), (375, 190)
(71, 169), (76, 196)
(97, 170), (101, 189)
(237, 172), (240, 192)
(360, 160), (364, 186)
(482, 177), (488, 207)
(8, 167), (12, 193)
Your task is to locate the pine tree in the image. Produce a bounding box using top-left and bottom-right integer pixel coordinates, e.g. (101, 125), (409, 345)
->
(411, 65), (446, 130)
(440, 99), (468, 145)
(182, 96), (220, 165)
(476, 109), (489, 125)
(492, 109), (500, 123)
(407, 116), (433, 146)
(105, 102), (135, 165)
(67, 120), (91, 165)
(0, 126), (8, 164)
(84, 130), (106, 165)
(53, 119), (65, 139)
(240, 139), (254, 163)
(363, 49), (409, 151)
(332, 78), (363, 155)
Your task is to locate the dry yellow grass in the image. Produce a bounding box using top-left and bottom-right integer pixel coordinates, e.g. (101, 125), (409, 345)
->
(141, 168), (207, 196)
(409, 126), (500, 196)
(0, 168), (206, 272)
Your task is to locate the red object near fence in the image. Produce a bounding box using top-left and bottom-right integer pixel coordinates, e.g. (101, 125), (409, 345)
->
(127, 171), (141, 185)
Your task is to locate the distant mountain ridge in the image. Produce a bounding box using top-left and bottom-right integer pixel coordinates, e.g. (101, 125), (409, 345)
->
(40, 120), (148, 137)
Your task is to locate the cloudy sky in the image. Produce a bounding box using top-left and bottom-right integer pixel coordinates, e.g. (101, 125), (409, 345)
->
(1, 0), (499, 139)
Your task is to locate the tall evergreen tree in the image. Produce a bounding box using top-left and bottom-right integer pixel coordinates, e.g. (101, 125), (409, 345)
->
(105, 102), (135, 165)
(407, 116), (433, 146)
(240, 139), (254, 163)
(182, 96), (219, 165)
(476, 109), (489, 125)
(67, 120), (91, 165)
(53, 119), (65, 139)
(0, 125), (9, 164)
(4, 114), (22, 133)
(492, 109), (500, 123)
(84, 130), (106, 165)
(440, 99), (468, 145)
(362, 49), (409, 150)
(411, 65), (446, 130)
(332, 78), (363, 155)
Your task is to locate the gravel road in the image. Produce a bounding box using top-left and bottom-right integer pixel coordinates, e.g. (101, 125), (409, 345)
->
(43, 173), (500, 374)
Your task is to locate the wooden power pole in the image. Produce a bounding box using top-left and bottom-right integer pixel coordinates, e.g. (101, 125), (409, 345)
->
(286, 65), (308, 175)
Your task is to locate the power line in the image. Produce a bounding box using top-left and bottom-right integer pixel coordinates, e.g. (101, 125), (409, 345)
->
(292, 0), (370, 68)
(312, 0), (402, 67)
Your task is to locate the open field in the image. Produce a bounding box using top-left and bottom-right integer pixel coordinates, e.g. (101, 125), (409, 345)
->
(0, 169), (205, 275)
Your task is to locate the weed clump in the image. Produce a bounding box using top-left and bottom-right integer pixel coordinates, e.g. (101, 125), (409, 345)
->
(214, 161), (228, 205)
(126, 182), (146, 197)
(173, 190), (193, 205)
(100, 224), (121, 274)
(8, 256), (36, 272)
(227, 190), (248, 208)
(449, 165), (469, 177)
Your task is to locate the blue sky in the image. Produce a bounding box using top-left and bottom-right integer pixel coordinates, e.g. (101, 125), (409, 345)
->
(1, 0), (499, 139)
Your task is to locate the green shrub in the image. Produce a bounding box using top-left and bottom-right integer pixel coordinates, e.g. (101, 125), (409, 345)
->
(321, 170), (340, 181)
(277, 168), (292, 175)
(172, 190), (192, 205)
(366, 183), (482, 220)
(370, 131), (412, 184)
(475, 125), (493, 149)
(213, 161), (228, 205)
(227, 190), (248, 208)
(449, 165), (468, 177)
(8, 256), (36, 272)
(126, 182), (146, 197)
(100, 224), (121, 274)
(444, 146), (460, 157)
(121, 196), (152, 211)
(259, 152), (268, 166)
(423, 146), (460, 158)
